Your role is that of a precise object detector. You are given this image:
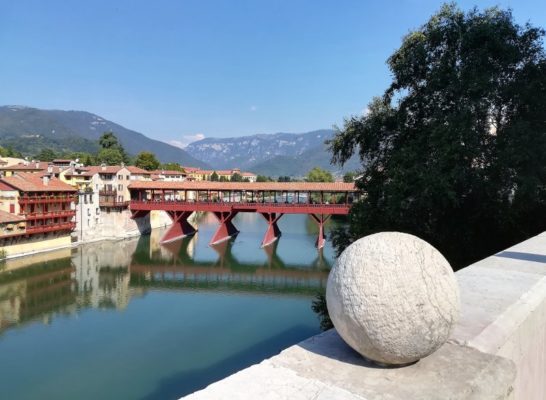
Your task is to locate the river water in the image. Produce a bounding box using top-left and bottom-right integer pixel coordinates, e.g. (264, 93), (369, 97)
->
(0, 213), (340, 399)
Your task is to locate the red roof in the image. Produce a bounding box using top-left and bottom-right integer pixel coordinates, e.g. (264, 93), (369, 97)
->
(128, 181), (357, 192)
(0, 210), (25, 223)
(0, 162), (47, 171)
(0, 173), (77, 192)
(126, 166), (151, 175)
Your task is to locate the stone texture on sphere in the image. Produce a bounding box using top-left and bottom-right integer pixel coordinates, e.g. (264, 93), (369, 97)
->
(326, 232), (460, 365)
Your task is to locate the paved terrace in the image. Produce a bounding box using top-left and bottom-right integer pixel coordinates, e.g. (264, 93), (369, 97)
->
(129, 181), (358, 248)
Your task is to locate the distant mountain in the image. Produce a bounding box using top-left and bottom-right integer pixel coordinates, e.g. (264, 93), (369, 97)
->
(186, 130), (360, 177)
(0, 106), (210, 167)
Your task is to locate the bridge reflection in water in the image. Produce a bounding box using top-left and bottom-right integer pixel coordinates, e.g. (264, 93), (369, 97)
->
(0, 224), (330, 335)
(130, 234), (330, 297)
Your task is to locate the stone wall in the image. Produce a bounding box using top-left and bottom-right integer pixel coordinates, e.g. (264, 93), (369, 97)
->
(183, 231), (546, 400)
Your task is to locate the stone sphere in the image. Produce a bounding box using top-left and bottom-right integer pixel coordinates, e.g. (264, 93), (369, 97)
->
(326, 232), (460, 366)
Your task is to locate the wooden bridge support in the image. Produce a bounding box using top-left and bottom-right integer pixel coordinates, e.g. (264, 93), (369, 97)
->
(310, 214), (331, 249)
(160, 211), (197, 244)
(210, 211), (239, 245)
(261, 212), (283, 247)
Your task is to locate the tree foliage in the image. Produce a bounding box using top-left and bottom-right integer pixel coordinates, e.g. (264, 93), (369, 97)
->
(34, 148), (58, 162)
(160, 162), (185, 172)
(256, 175), (273, 182)
(305, 167), (334, 183)
(277, 176), (291, 182)
(96, 148), (124, 165)
(97, 132), (130, 164)
(210, 171), (219, 181)
(134, 151), (160, 171)
(328, 4), (546, 269)
(231, 172), (243, 182)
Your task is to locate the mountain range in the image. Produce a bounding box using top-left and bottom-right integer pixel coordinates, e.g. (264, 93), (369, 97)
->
(0, 106), (209, 167)
(0, 106), (360, 176)
(185, 130), (360, 177)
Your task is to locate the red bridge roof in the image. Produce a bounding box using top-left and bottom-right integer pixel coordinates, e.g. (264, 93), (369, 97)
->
(129, 181), (357, 192)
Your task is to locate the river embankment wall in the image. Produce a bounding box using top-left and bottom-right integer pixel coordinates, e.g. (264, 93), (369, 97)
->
(2, 209), (181, 260)
(184, 231), (546, 400)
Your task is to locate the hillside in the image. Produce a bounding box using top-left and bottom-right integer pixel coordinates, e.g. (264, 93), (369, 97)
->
(186, 130), (360, 177)
(0, 106), (210, 167)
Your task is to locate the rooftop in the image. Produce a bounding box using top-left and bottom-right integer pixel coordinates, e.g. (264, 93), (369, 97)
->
(129, 181), (357, 192)
(0, 173), (77, 192)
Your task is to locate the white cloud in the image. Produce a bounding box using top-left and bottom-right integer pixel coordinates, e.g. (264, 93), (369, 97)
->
(250, 105), (257, 112)
(169, 133), (205, 148)
(362, 107), (370, 117)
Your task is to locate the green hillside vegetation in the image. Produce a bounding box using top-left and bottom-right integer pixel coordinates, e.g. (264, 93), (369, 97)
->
(0, 106), (209, 167)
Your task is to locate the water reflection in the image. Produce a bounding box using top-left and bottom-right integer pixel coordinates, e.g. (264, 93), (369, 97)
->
(0, 215), (333, 336)
(0, 214), (336, 399)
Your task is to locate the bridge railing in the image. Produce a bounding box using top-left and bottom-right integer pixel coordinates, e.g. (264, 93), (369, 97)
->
(129, 200), (352, 207)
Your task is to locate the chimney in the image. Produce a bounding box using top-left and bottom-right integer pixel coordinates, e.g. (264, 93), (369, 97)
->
(47, 165), (53, 173)
(36, 162), (40, 169)
(101, 163), (106, 171)
(121, 162), (125, 168)
(42, 175), (49, 186)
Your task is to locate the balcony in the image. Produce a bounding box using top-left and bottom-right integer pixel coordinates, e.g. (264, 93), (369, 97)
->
(22, 210), (76, 220)
(26, 222), (76, 234)
(19, 195), (77, 205)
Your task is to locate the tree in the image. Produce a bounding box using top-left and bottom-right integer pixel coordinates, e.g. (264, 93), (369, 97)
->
(210, 171), (219, 181)
(278, 176), (291, 182)
(231, 172), (243, 182)
(161, 162), (185, 172)
(343, 172), (356, 183)
(96, 148), (124, 165)
(34, 148), (58, 162)
(306, 167), (334, 183)
(219, 175), (228, 182)
(328, 4), (546, 269)
(134, 151), (160, 171)
(98, 132), (130, 164)
(99, 132), (120, 149)
(256, 175), (272, 182)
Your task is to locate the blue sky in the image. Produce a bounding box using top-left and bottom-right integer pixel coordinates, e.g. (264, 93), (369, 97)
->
(1, 1), (545, 147)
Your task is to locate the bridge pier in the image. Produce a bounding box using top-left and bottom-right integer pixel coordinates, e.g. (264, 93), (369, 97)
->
(310, 214), (331, 249)
(261, 212), (283, 247)
(210, 211), (239, 245)
(160, 211), (197, 244)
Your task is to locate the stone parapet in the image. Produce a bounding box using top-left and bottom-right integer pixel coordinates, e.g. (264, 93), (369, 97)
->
(184, 231), (546, 399)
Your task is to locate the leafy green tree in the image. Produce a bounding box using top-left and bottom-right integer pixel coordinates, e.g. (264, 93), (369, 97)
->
(219, 175), (228, 182)
(160, 162), (185, 172)
(256, 175), (272, 182)
(99, 132), (120, 149)
(134, 151), (160, 171)
(98, 131), (130, 164)
(278, 176), (291, 182)
(97, 148), (124, 165)
(34, 148), (58, 162)
(231, 172), (243, 182)
(343, 172), (356, 183)
(328, 4), (546, 269)
(82, 153), (94, 166)
(210, 171), (219, 181)
(305, 167), (334, 183)
(0, 146), (23, 158)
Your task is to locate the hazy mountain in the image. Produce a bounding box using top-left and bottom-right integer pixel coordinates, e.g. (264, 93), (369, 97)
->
(186, 130), (361, 176)
(0, 106), (210, 167)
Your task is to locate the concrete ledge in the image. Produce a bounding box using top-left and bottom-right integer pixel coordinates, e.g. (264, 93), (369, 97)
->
(185, 330), (515, 400)
(183, 231), (546, 399)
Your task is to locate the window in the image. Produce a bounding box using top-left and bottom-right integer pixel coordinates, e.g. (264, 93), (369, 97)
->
(96, 208), (100, 215)
(118, 175), (123, 180)
(126, 175), (130, 180)
(118, 184), (123, 191)
(9, 204), (15, 213)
